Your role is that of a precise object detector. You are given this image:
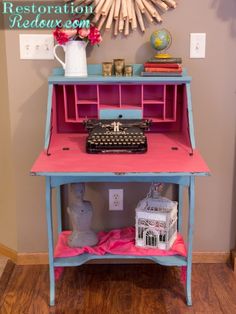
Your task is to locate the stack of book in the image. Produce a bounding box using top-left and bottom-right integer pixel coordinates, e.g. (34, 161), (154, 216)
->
(141, 57), (182, 77)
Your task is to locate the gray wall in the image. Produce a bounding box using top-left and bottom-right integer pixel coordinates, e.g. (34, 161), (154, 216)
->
(0, 0), (236, 253)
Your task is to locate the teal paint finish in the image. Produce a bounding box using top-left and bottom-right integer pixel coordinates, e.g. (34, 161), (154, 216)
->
(44, 173), (197, 306)
(186, 83), (196, 150)
(54, 254), (187, 267)
(52, 64), (144, 77)
(49, 65), (191, 84)
(49, 175), (192, 188)
(186, 176), (195, 306)
(32, 172), (209, 180)
(178, 185), (184, 232)
(44, 84), (53, 150)
(46, 177), (55, 306)
(99, 109), (142, 119)
(56, 186), (62, 234)
(36, 65), (208, 306)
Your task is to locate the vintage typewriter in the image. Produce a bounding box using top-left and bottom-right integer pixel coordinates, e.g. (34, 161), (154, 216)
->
(84, 119), (151, 153)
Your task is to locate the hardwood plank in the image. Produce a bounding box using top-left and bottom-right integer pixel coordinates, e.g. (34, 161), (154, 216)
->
(0, 262), (19, 313)
(99, 265), (133, 314)
(55, 266), (88, 312)
(0, 256), (9, 278)
(27, 265), (51, 314)
(0, 260), (15, 308)
(1, 263), (236, 313)
(207, 264), (236, 314)
(131, 264), (163, 314)
(0, 265), (41, 314)
(191, 264), (223, 314)
(163, 267), (194, 314)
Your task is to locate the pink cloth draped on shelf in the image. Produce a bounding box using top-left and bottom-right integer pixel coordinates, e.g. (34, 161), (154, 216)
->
(54, 227), (187, 280)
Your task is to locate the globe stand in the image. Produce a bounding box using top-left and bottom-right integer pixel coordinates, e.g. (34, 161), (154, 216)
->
(150, 29), (172, 60)
(154, 52), (172, 59)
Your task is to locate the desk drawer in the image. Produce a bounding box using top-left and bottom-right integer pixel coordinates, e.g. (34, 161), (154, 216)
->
(99, 109), (142, 119)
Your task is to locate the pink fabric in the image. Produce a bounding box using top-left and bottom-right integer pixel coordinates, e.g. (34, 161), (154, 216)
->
(54, 227), (187, 279)
(180, 266), (187, 284)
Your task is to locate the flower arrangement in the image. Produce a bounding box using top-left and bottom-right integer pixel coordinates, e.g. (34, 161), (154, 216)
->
(53, 25), (102, 46)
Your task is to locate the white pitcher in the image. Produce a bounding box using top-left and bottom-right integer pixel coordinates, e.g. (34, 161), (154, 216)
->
(53, 40), (88, 77)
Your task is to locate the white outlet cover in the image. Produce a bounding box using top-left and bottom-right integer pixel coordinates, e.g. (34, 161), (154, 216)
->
(19, 34), (54, 60)
(109, 189), (124, 211)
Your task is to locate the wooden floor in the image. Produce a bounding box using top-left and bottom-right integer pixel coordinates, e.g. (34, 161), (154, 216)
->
(0, 256), (8, 279)
(0, 262), (236, 314)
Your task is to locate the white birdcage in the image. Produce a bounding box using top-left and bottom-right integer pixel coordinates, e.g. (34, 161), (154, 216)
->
(135, 184), (178, 250)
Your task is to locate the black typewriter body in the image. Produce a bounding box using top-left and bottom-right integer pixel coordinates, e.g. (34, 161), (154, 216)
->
(84, 119), (151, 154)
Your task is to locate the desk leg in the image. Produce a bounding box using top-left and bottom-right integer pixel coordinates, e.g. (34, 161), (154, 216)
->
(56, 186), (62, 234)
(186, 176), (195, 306)
(46, 177), (55, 306)
(178, 184), (184, 233)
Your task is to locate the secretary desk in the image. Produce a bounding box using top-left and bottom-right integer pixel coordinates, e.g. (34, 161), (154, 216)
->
(31, 64), (209, 306)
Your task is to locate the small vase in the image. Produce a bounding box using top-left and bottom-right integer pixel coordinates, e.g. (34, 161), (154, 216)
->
(53, 40), (88, 77)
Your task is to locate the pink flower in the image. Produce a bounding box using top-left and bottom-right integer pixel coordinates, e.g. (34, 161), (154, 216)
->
(53, 28), (69, 45)
(88, 26), (102, 46)
(64, 29), (77, 39)
(78, 28), (90, 39)
(53, 24), (102, 46)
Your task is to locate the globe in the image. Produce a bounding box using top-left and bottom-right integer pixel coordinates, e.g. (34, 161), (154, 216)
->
(150, 29), (172, 58)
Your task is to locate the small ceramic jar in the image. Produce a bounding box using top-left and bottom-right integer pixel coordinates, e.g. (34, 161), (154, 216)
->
(102, 62), (113, 76)
(124, 65), (133, 76)
(114, 59), (125, 76)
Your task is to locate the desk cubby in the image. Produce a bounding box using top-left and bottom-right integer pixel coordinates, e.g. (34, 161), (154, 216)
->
(143, 84), (164, 102)
(121, 84), (142, 108)
(55, 82), (185, 134)
(76, 84), (98, 102)
(99, 84), (120, 108)
(31, 65), (209, 307)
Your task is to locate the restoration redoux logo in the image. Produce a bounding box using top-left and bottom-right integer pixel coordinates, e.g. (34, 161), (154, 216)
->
(0, 1), (93, 29)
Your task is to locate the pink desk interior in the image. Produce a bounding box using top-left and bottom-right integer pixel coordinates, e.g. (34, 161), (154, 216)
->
(31, 133), (209, 175)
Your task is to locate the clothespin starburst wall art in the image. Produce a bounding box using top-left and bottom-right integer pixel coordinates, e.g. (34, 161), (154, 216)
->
(67, 0), (177, 36)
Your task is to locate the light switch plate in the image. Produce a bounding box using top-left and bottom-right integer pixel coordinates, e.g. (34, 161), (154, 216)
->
(190, 33), (206, 58)
(19, 34), (54, 60)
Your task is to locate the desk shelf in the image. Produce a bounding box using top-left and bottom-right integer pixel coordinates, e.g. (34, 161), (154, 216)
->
(54, 254), (187, 267)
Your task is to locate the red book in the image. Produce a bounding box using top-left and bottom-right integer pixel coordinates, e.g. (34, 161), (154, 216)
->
(144, 68), (182, 73)
(144, 63), (181, 69)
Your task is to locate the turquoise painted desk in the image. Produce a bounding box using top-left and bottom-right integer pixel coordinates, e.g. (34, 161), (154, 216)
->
(31, 65), (209, 306)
